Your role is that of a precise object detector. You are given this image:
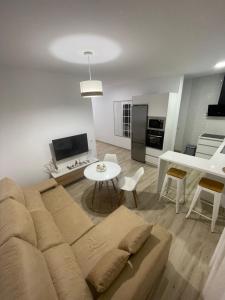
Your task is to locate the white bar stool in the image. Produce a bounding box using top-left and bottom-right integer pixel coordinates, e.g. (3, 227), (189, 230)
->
(186, 177), (224, 232)
(159, 167), (187, 213)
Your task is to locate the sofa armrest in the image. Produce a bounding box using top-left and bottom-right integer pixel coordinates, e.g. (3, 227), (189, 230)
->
(33, 178), (58, 193)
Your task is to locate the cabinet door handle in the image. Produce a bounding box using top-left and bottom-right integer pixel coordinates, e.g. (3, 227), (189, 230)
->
(150, 135), (163, 138)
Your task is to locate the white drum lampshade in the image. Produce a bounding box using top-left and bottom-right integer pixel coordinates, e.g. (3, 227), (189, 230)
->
(80, 51), (103, 98)
(80, 80), (103, 98)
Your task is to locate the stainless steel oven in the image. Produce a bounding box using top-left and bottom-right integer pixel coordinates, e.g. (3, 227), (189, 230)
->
(148, 117), (165, 130)
(146, 129), (164, 150)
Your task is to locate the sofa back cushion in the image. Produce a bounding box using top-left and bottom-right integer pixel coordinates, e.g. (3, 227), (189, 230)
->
(119, 224), (152, 254)
(31, 209), (64, 251)
(87, 249), (130, 293)
(0, 198), (37, 247)
(0, 177), (25, 205)
(0, 237), (58, 300)
(44, 243), (93, 300)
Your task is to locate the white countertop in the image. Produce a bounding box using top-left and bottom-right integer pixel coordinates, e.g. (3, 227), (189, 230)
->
(199, 135), (225, 142)
(159, 139), (225, 179)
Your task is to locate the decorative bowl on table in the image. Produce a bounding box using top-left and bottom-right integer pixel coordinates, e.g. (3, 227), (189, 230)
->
(96, 163), (107, 172)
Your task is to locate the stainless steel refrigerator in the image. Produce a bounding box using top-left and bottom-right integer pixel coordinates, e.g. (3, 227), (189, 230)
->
(131, 104), (148, 162)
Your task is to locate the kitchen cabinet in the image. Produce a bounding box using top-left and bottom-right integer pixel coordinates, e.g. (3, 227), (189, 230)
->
(133, 93), (168, 117)
(196, 134), (224, 159)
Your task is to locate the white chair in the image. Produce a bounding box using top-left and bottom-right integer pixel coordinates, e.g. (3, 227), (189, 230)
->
(103, 153), (118, 164)
(119, 167), (144, 207)
(186, 177), (224, 232)
(159, 167), (187, 214)
(103, 153), (119, 184)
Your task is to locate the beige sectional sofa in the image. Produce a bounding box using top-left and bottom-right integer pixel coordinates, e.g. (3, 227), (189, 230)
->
(0, 177), (172, 300)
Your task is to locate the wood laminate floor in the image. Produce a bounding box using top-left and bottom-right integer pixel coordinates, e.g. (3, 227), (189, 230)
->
(66, 141), (224, 300)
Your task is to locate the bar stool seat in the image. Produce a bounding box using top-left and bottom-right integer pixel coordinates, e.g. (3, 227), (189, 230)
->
(167, 167), (187, 179)
(159, 167), (187, 213)
(186, 177), (224, 232)
(199, 177), (224, 193)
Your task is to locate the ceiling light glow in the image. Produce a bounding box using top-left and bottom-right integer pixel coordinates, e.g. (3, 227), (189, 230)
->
(50, 34), (121, 64)
(214, 61), (225, 69)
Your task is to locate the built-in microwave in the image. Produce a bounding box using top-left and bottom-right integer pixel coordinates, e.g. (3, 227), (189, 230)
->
(148, 117), (165, 130)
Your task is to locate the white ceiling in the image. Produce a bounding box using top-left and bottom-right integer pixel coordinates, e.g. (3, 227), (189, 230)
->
(0, 0), (225, 83)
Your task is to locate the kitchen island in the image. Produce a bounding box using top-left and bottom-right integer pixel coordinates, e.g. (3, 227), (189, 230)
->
(158, 138), (225, 205)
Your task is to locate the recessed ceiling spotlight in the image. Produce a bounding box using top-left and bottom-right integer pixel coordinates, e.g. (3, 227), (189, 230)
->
(214, 61), (225, 69)
(50, 34), (121, 64)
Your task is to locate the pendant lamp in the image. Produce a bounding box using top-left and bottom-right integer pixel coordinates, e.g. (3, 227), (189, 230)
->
(80, 51), (103, 98)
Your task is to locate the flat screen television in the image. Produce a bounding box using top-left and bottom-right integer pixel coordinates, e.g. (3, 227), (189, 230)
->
(52, 133), (88, 161)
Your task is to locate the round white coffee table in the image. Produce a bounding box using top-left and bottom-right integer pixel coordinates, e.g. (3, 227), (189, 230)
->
(84, 161), (121, 209)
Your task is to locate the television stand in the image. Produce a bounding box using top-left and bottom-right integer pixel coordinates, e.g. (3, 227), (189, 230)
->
(50, 157), (98, 186)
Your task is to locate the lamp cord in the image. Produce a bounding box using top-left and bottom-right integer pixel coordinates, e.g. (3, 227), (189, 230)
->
(87, 54), (92, 80)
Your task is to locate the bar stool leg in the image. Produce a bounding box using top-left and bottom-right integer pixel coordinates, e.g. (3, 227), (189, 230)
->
(186, 185), (202, 218)
(176, 180), (182, 213)
(166, 177), (172, 195)
(183, 178), (186, 203)
(159, 175), (168, 201)
(211, 193), (222, 232)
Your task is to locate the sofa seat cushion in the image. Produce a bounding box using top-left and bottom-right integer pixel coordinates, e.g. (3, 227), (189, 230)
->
(23, 187), (46, 212)
(42, 186), (94, 245)
(31, 209), (64, 251)
(0, 237), (58, 300)
(98, 224), (172, 300)
(0, 177), (25, 205)
(119, 224), (152, 254)
(0, 198), (37, 247)
(87, 249), (130, 293)
(51, 204), (94, 245)
(71, 206), (147, 277)
(41, 185), (75, 213)
(44, 243), (93, 300)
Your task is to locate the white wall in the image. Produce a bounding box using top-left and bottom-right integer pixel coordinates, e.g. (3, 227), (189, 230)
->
(163, 80), (183, 152)
(133, 93), (169, 117)
(92, 76), (182, 149)
(175, 79), (192, 151)
(0, 68), (96, 185)
(175, 74), (224, 152)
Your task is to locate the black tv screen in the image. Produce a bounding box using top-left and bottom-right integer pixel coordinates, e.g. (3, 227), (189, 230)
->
(52, 133), (88, 161)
